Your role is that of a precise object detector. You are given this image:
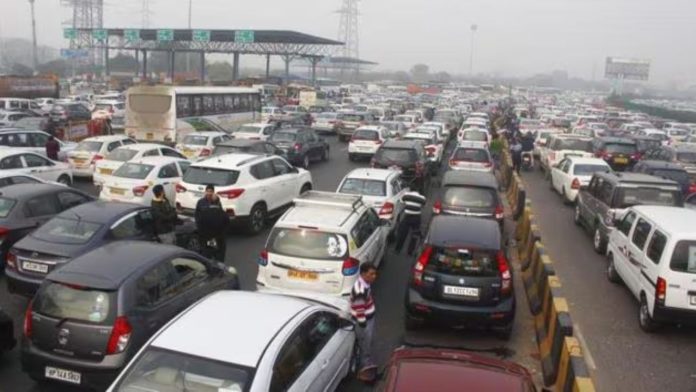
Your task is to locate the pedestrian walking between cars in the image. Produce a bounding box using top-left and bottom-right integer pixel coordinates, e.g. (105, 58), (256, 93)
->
(150, 184), (177, 245)
(350, 263), (378, 382)
(395, 190), (426, 255)
(195, 184), (230, 262)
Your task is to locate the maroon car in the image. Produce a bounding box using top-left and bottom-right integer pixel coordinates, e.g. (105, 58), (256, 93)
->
(381, 347), (536, 392)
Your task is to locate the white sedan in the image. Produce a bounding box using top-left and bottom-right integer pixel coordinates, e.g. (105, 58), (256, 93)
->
(233, 123), (277, 141)
(550, 156), (611, 204)
(67, 135), (137, 177)
(99, 156), (190, 207)
(93, 143), (186, 186)
(0, 149), (72, 185)
(404, 129), (444, 166)
(176, 131), (231, 159)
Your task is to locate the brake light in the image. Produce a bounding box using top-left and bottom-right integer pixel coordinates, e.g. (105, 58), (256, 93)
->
(218, 189), (245, 199)
(498, 250), (512, 296)
(449, 159), (460, 166)
(495, 204), (504, 220)
(483, 161), (493, 168)
(6, 249), (16, 270)
(656, 277), (666, 305)
(342, 257), (359, 276)
(258, 249), (268, 266)
(412, 246), (433, 286)
(0, 227), (8, 237)
(378, 202), (394, 217)
(91, 154), (104, 163)
(374, 139), (383, 145)
(631, 153), (641, 160)
(199, 148), (212, 157)
(571, 178), (581, 190)
(688, 183), (696, 195)
(433, 200), (442, 214)
(106, 316), (133, 354)
(24, 301), (33, 338)
(175, 183), (187, 193)
(132, 185), (148, 197)
(293, 143), (302, 151)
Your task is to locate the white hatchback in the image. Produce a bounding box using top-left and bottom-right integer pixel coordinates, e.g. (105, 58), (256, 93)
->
(67, 135), (137, 177)
(93, 143), (186, 186)
(232, 123), (276, 141)
(176, 131), (231, 159)
(448, 141), (494, 173)
(348, 126), (389, 160)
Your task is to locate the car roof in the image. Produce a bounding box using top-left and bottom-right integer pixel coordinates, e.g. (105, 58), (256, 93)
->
(47, 242), (184, 290)
(597, 172), (680, 186)
(631, 206), (696, 234)
(194, 153), (265, 169)
(636, 160), (686, 170)
(442, 171), (498, 188)
(241, 122), (272, 127)
(427, 216), (500, 249)
(355, 126), (383, 132)
(344, 168), (397, 182)
(455, 141), (489, 149)
(597, 137), (636, 144)
(0, 183), (67, 199)
(184, 131), (226, 137)
(115, 143), (166, 151)
(217, 139), (266, 147)
(564, 157), (610, 165)
(150, 291), (311, 367)
(56, 201), (144, 223)
(129, 156), (185, 166)
(280, 205), (359, 229)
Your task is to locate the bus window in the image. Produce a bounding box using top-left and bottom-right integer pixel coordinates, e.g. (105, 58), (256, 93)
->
(192, 96), (203, 116)
(240, 95), (249, 111)
(233, 96), (240, 113)
(176, 95), (191, 118)
(203, 95), (214, 115)
(224, 95), (234, 112)
(214, 95), (225, 114)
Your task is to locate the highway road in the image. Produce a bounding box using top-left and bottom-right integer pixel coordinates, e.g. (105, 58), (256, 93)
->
(522, 168), (696, 392)
(0, 135), (540, 391)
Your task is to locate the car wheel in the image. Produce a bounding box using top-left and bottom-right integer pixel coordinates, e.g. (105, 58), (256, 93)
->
(57, 175), (71, 186)
(593, 226), (607, 254)
(321, 147), (329, 161)
(607, 254), (622, 284)
(300, 183), (312, 195)
(639, 295), (659, 333)
(247, 204), (267, 235)
(302, 155), (310, 169)
(561, 188), (572, 205)
(574, 205), (582, 226)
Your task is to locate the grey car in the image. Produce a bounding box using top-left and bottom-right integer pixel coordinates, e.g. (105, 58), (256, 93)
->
(21, 241), (240, 390)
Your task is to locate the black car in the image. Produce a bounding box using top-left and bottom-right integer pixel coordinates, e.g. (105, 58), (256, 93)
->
(372, 140), (431, 193)
(632, 160), (695, 196)
(0, 307), (15, 355)
(591, 137), (640, 171)
(6, 201), (198, 298)
(642, 144), (696, 176)
(212, 139), (281, 156)
(630, 135), (662, 155)
(405, 216), (514, 339)
(49, 103), (92, 123)
(269, 128), (330, 169)
(0, 183), (94, 271)
(433, 171), (504, 228)
(21, 241), (239, 390)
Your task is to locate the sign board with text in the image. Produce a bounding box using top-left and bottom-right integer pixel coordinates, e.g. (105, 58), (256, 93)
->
(605, 57), (650, 81)
(157, 29), (174, 42)
(192, 30), (211, 42)
(124, 29), (140, 41)
(92, 29), (108, 41)
(235, 30), (255, 43)
(63, 28), (77, 40)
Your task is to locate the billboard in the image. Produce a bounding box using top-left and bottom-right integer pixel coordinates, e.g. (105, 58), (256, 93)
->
(605, 57), (650, 81)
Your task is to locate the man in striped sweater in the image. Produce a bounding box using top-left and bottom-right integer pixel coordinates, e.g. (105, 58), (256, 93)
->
(394, 190), (426, 254)
(350, 262), (378, 382)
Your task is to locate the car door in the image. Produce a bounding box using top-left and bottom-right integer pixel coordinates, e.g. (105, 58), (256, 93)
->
(109, 210), (156, 242)
(270, 157), (298, 204)
(306, 131), (321, 158)
(167, 256), (224, 303)
(21, 153), (60, 182)
(643, 229), (668, 304)
(389, 176), (406, 225)
(627, 218), (653, 297)
(157, 163), (180, 205)
(612, 211), (638, 290)
(551, 158), (567, 192)
(250, 159), (280, 211)
(578, 176), (598, 223)
(23, 193), (62, 228)
(28, 132), (49, 155)
(351, 209), (384, 266)
(0, 154), (25, 176)
(303, 312), (352, 391)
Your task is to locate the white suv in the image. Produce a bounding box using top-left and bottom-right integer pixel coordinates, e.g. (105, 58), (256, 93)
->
(257, 191), (389, 296)
(176, 154), (313, 234)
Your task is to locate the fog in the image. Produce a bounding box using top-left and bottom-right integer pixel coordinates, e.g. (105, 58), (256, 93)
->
(0, 0), (694, 84)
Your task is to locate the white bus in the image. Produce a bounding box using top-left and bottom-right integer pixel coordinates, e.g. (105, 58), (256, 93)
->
(125, 85), (261, 144)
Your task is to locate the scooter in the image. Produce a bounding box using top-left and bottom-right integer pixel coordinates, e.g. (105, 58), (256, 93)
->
(521, 153), (533, 171)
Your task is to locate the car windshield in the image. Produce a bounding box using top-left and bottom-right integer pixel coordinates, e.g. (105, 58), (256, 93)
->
(183, 167), (239, 186)
(573, 164), (609, 176)
(183, 135), (209, 146)
(651, 169), (690, 184)
(425, 247), (499, 277)
(114, 163), (154, 179)
(353, 130), (379, 140)
(443, 187), (496, 208)
(340, 114), (365, 122)
(670, 240), (696, 275)
(0, 197), (15, 217)
(339, 178), (386, 197)
(463, 131), (487, 141)
(75, 141), (103, 152)
(213, 146), (251, 155)
(271, 132), (297, 142)
(236, 125), (262, 134)
(405, 134), (435, 144)
(33, 283), (114, 324)
(554, 139), (592, 151)
(112, 347), (251, 392)
(374, 148), (416, 164)
(94, 104), (112, 111)
(615, 187), (681, 209)
(394, 116), (413, 122)
(677, 152), (696, 163)
(268, 228), (348, 260)
(452, 148), (489, 162)
(106, 148), (138, 162)
(605, 143), (637, 154)
(32, 217), (102, 244)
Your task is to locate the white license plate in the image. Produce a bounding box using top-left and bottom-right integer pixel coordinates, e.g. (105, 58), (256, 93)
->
(443, 285), (479, 297)
(45, 366), (81, 384)
(192, 191), (204, 198)
(690, 296), (696, 306)
(22, 261), (49, 274)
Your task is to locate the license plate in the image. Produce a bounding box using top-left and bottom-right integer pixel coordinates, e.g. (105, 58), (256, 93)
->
(45, 366), (81, 385)
(614, 157), (628, 164)
(72, 158), (86, 164)
(443, 285), (479, 297)
(110, 187), (126, 195)
(288, 269), (318, 281)
(99, 168), (113, 175)
(192, 191), (204, 198)
(146, 133), (154, 140)
(22, 261), (49, 274)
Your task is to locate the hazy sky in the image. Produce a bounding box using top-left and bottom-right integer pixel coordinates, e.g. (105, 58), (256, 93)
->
(1, 0), (695, 84)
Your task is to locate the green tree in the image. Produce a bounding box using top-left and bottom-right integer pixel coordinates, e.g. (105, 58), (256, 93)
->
(410, 64), (429, 82)
(207, 61), (234, 81)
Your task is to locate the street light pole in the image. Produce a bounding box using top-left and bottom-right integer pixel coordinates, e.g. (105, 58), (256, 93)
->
(29, 0), (39, 70)
(469, 24), (477, 77)
(186, 0), (192, 74)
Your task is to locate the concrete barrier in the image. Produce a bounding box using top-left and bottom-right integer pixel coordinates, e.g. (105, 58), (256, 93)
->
(535, 283), (574, 385)
(519, 227), (543, 271)
(552, 337), (597, 392)
(524, 250), (556, 315)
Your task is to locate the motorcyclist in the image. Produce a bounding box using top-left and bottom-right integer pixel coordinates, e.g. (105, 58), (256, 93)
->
(520, 131), (536, 167)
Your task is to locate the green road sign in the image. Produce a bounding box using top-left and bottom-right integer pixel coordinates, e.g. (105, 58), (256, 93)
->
(157, 29), (174, 42)
(235, 30), (255, 43)
(63, 28), (77, 40)
(124, 29), (140, 41)
(92, 29), (108, 41)
(192, 29), (211, 42)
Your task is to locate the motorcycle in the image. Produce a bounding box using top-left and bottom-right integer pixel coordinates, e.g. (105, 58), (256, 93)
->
(521, 153), (533, 171)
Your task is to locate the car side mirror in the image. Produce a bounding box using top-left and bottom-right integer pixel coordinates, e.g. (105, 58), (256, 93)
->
(340, 318), (355, 331)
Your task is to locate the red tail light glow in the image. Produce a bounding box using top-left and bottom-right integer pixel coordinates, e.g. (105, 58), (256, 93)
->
(413, 246), (433, 286)
(498, 251), (512, 296)
(91, 154), (104, 163)
(433, 200), (442, 214)
(293, 143), (302, 151)
(571, 178), (581, 190)
(217, 189), (245, 199)
(106, 316), (133, 354)
(175, 183), (187, 193)
(342, 257), (359, 276)
(495, 204), (504, 220)
(378, 202), (394, 217)
(6, 249), (16, 270)
(258, 249), (268, 266)
(199, 148), (212, 157)
(132, 185), (148, 197)
(24, 301), (33, 338)
(656, 277), (666, 305)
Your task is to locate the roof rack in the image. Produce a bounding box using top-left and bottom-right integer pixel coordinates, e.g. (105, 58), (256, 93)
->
(293, 191), (363, 211)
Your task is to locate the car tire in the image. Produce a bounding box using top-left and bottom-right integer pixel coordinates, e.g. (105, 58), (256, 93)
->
(321, 147), (329, 162)
(57, 174), (71, 186)
(607, 254), (622, 284)
(574, 205), (582, 226)
(246, 204), (267, 235)
(561, 188), (572, 205)
(593, 226), (607, 254)
(639, 295), (659, 333)
(405, 313), (424, 331)
(300, 183), (312, 195)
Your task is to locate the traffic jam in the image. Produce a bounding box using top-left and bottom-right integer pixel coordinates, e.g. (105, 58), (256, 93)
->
(0, 83), (696, 392)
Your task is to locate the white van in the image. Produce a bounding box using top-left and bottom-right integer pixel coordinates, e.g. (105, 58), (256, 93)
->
(607, 206), (696, 332)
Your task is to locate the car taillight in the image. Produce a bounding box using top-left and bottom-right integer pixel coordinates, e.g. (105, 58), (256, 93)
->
(218, 189), (245, 199)
(449, 159), (460, 166)
(293, 143), (302, 151)
(175, 183), (187, 193)
(6, 249), (17, 270)
(571, 178), (581, 190)
(342, 257), (359, 276)
(199, 148), (212, 157)
(498, 250), (512, 296)
(258, 249), (268, 266)
(413, 246), (433, 286)
(91, 154), (104, 163)
(688, 183), (696, 195)
(378, 202), (394, 217)
(432, 200), (442, 214)
(483, 161), (493, 168)
(656, 277), (666, 305)
(495, 204), (504, 220)
(132, 185), (148, 197)
(375, 139), (383, 145)
(631, 153), (641, 160)
(0, 226), (8, 239)
(24, 301), (33, 338)
(106, 316), (133, 354)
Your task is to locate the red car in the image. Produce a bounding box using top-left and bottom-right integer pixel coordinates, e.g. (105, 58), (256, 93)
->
(381, 347), (537, 392)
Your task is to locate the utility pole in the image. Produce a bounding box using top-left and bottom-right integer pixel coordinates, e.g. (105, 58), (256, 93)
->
(187, 0), (192, 74)
(469, 24), (477, 77)
(29, 0), (39, 70)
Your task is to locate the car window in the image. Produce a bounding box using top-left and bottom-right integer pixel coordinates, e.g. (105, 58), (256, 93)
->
(426, 247), (500, 277)
(631, 218), (652, 250)
(111, 211), (153, 239)
(23, 154), (50, 168)
(177, 161), (190, 175)
(25, 194), (60, 217)
(135, 261), (179, 307)
(107, 141), (121, 152)
(351, 209), (379, 248)
(57, 191), (90, 210)
(271, 158), (292, 175)
(669, 240), (696, 274)
(169, 257), (209, 292)
(161, 148), (185, 158)
(158, 163), (179, 178)
(29, 132), (49, 147)
(142, 149), (159, 157)
(597, 181), (614, 205)
(0, 155), (24, 170)
(617, 211), (636, 237)
(4, 133), (29, 147)
(250, 160), (275, 180)
(646, 230), (667, 264)
(561, 160), (571, 173)
(121, 138), (137, 146)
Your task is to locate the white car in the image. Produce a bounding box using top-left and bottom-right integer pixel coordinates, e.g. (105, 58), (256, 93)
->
(176, 154), (313, 234)
(336, 168), (408, 231)
(0, 149), (72, 185)
(550, 157), (611, 204)
(176, 131), (232, 159)
(106, 291), (356, 392)
(257, 191), (389, 296)
(458, 127), (490, 144)
(0, 129), (77, 161)
(404, 129), (444, 167)
(448, 141), (494, 173)
(93, 143), (186, 186)
(0, 111), (31, 127)
(348, 126), (389, 160)
(422, 121), (448, 139)
(540, 134), (594, 172)
(34, 98), (56, 112)
(393, 114), (419, 129)
(67, 135), (137, 177)
(261, 106), (284, 122)
(312, 112), (342, 134)
(232, 123), (277, 141)
(0, 173), (54, 187)
(533, 129), (564, 157)
(99, 156), (190, 207)
(91, 100), (125, 121)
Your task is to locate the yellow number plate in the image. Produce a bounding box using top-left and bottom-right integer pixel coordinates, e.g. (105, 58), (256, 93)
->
(99, 168), (113, 175)
(146, 133), (154, 140)
(287, 270), (318, 281)
(614, 157), (628, 164)
(110, 187), (126, 195)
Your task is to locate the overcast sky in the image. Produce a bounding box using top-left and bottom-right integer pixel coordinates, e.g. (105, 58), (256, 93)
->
(1, 0), (694, 84)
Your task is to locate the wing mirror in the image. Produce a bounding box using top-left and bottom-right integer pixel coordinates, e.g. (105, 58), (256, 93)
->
(340, 318), (355, 331)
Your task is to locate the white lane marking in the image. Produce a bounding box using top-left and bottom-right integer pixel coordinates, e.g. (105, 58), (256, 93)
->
(574, 323), (597, 370)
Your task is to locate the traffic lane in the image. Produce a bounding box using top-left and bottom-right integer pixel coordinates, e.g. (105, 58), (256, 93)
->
(522, 170), (696, 392)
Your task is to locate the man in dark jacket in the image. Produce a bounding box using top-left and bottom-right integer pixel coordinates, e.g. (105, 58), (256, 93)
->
(45, 136), (60, 161)
(150, 185), (177, 245)
(195, 184), (229, 261)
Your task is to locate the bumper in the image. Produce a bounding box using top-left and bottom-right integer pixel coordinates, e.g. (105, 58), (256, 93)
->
(348, 146), (379, 155)
(5, 269), (43, 298)
(406, 288), (515, 328)
(70, 166), (95, 177)
(653, 304), (696, 325)
(566, 188), (579, 202)
(281, 151), (303, 165)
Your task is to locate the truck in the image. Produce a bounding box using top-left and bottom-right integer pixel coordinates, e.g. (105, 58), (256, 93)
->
(0, 75), (60, 99)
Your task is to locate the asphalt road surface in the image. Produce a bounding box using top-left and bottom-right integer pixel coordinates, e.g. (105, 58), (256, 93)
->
(0, 135), (540, 391)
(522, 168), (696, 392)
